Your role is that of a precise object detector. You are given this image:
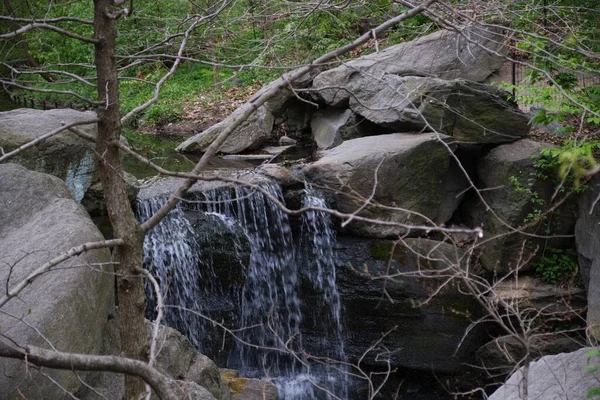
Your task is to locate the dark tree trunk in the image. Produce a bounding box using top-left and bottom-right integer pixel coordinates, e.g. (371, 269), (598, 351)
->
(93, 1), (147, 399)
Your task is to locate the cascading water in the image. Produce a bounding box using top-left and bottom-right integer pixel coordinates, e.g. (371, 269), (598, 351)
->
(296, 187), (348, 399)
(137, 183), (348, 399)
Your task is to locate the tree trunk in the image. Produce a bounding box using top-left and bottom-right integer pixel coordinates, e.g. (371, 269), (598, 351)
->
(93, 1), (148, 399)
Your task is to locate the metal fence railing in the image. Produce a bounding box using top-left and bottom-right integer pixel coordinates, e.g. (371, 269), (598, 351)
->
(492, 57), (600, 113)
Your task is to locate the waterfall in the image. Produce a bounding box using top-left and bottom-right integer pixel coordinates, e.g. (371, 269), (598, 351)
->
(137, 183), (348, 399)
(201, 184), (303, 378)
(297, 187), (348, 399)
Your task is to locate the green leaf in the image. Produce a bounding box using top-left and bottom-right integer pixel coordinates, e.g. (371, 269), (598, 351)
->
(587, 387), (600, 398)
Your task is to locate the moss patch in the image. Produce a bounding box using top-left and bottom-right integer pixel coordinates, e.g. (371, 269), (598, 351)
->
(370, 241), (395, 261)
(221, 372), (248, 395)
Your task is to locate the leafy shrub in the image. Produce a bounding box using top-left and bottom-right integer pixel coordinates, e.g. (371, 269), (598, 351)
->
(534, 248), (578, 284)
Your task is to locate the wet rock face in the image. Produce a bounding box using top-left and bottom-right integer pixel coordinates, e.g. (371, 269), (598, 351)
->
(0, 108), (99, 202)
(299, 236), (487, 374)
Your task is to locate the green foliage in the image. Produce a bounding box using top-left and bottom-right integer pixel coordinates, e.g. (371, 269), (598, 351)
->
(508, 174), (545, 224)
(534, 248), (578, 285)
(535, 140), (600, 191)
(2, 0), (441, 127)
(587, 349), (600, 398)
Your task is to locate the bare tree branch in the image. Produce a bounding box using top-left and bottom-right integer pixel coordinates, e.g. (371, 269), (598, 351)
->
(0, 239), (124, 309)
(0, 119), (99, 163)
(0, 341), (177, 400)
(0, 23), (98, 44)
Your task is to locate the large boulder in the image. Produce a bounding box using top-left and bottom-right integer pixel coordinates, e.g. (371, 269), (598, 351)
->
(0, 164), (113, 399)
(303, 133), (468, 237)
(148, 324), (231, 400)
(314, 75), (528, 143)
(299, 237), (486, 373)
(575, 177), (600, 339)
(0, 108), (98, 202)
(467, 139), (578, 274)
(313, 26), (506, 102)
(176, 76), (318, 154)
(176, 105), (275, 154)
(489, 347), (600, 400)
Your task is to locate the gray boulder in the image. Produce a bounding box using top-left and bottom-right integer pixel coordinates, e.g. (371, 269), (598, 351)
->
(316, 75), (528, 143)
(310, 108), (385, 149)
(148, 323), (231, 400)
(489, 347), (600, 400)
(176, 105), (274, 154)
(303, 133), (468, 237)
(311, 108), (351, 149)
(314, 26), (505, 105)
(311, 108), (389, 150)
(0, 163), (113, 399)
(575, 177), (600, 339)
(0, 108), (99, 202)
(468, 139), (578, 274)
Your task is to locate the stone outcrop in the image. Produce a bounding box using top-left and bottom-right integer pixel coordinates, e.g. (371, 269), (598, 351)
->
(576, 177), (600, 339)
(489, 347), (600, 400)
(304, 133), (468, 237)
(0, 108), (98, 202)
(0, 164), (113, 399)
(491, 275), (586, 315)
(467, 139), (578, 274)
